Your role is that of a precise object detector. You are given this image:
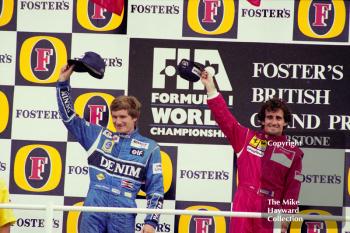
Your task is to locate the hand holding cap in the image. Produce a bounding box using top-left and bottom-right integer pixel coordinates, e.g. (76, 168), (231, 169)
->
(177, 59), (204, 82)
(68, 51), (105, 79)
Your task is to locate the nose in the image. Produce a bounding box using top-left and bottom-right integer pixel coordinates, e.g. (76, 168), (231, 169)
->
(113, 117), (122, 126)
(271, 117), (278, 125)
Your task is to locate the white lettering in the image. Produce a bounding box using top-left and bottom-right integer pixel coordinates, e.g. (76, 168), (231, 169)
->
(328, 115), (350, 130)
(151, 108), (216, 125)
(150, 127), (225, 137)
(251, 88), (330, 105)
(252, 62), (343, 80)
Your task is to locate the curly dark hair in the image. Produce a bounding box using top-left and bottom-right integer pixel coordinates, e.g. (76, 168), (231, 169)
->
(257, 97), (291, 130)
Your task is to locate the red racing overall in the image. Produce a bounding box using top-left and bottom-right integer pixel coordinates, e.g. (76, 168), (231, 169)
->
(208, 93), (303, 233)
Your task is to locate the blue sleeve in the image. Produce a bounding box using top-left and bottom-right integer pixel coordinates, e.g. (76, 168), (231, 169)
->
(56, 80), (102, 151)
(144, 145), (164, 228)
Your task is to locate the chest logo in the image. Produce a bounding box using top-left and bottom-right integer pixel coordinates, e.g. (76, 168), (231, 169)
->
(247, 136), (267, 157)
(102, 139), (114, 153)
(130, 148), (144, 156)
(270, 147), (295, 168)
(130, 139), (149, 149)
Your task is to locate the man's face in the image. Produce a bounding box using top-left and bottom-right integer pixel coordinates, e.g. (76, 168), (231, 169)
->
(261, 109), (287, 136)
(111, 109), (137, 134)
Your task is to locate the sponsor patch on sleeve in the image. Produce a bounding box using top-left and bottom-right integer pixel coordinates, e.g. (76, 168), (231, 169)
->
(152, 163), (162, 174)
(59, 88), (74, 118)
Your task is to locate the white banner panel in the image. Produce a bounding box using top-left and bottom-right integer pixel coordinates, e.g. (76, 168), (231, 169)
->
(299, 148), (344, 207)
(0, 31), (16, 85)
(10, 194), (64, 233)
(128, 0), (183, 39)
(11, 86), (67, 141)
(0, 139), (12, 184)
(16, 0), (74, 33)
(237, 0), (294, 42)
(70, 34), (129, 91)
(135, 199), (175, 233)
(175, 144), (233, 202)
(64, 142), (89, 197)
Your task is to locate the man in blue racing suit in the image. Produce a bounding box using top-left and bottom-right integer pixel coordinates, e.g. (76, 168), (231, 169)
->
(57, 64), (164, 233)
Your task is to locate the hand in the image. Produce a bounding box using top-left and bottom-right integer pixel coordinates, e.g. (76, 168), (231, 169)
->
(200, 68), (217, 94)
(58, 64), (75, 82)
(281, 221), (289, 233)
(141, 224), (155, 233)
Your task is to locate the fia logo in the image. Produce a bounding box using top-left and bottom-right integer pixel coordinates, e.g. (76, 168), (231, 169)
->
(152, 48), (232, 91)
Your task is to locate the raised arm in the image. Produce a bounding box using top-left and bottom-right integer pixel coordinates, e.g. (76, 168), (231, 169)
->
(56, 64), (102, 151)
(200, 69), (248, 153)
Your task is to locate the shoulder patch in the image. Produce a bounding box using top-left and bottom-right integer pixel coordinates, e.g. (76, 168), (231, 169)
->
(153, 163), (162, 174)
(103, 129), (113, 138)
(294, 170), (303, 182)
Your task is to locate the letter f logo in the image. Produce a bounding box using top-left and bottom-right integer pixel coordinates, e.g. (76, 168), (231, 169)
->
(29, 157), (48, 180)
(312, 3), (332, 27)
(88, 105), (107, 125)
(194, 217), (212, 233)
(306, 222), (324, 233)
(34, 48), (53, 71)
(202, 0), (221, 23)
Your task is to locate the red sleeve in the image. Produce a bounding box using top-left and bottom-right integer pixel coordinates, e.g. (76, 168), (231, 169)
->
(207, 93), (248, 153)
(281, 151), (303, 211)
(91, 0), (124, 15)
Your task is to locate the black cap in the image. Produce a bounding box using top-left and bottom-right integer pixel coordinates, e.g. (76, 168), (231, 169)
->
(68, 51), (105, 79)
(177, 59), (204, 82)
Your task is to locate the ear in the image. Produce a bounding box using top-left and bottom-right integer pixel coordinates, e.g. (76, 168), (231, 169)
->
(283, 122), (287, 127)
(261, 121), (265, 126)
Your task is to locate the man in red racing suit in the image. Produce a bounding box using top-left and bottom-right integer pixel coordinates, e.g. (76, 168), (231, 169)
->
(201, 69), (303, 233)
